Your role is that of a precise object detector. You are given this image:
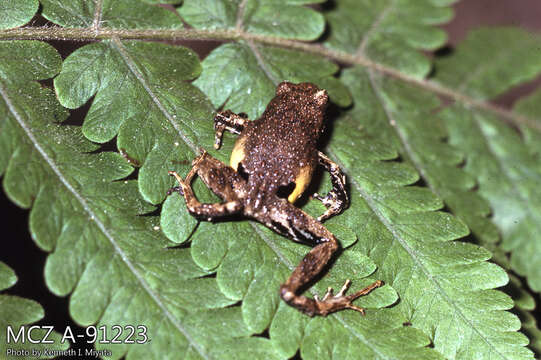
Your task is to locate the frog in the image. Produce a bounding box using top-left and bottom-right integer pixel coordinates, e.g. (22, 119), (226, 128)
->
(168, 81), (382, 316)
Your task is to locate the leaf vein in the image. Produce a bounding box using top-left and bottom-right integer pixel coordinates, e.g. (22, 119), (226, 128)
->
(326, 148), (509, 360)
(246, 40), (280, 85)
(356, 0), (396, 56)
(235, 0), (248, 31)
(109, 37), (198, 152)
(92, 0), (104, 32)
(471, 112), (541, 226)
(0, 83), (211, 360)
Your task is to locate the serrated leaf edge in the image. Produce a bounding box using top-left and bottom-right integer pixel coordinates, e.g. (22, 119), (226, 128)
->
(0, 79), (212, 360)
(327, 148), (512, 360)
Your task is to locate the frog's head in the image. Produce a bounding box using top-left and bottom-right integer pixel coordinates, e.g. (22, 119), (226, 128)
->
(276, 81), (329, 110)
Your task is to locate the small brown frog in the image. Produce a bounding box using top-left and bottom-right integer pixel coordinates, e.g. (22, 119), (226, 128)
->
(168, 82), (382, 316)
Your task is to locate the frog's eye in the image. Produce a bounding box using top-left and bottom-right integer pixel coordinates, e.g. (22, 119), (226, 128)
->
(313, 89), (328, 107)
(276, 182), (296, 199)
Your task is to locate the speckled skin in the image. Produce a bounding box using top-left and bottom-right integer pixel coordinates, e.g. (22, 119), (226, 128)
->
(169, 82), (382, 316)
(237, 82), (321, 206)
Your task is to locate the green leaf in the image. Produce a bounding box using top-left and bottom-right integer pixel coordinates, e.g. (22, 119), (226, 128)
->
(179, 0), (325, 40)
(0, 262), (16, 292)
(54, 40), (215, 206)
(324, 0), (455, 78)
(435, 28), (541, 100)
(194, 42), (351, 119)
(0, 40), (280, 359)
(314, 67), (532, 359)
(0, 0), (38, 29)
(300, 317), (443, 360)
(162, 52), (468, 358)
(502, 275), (541, 355)
(1, 2), (540, 359)
(0, 262), (69, 357)
(514, 88), (541, 157)
(434, 28), (541, 293)
(163, 179), (405, 358)
(161, 194), (199, 244)
(438, 105), (541, 294)
(178, 217), (406, 358)
(40, 0), (182, 28)
(351, 65), (505, 264)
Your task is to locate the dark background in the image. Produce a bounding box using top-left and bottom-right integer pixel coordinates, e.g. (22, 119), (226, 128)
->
(1, 0), (541, 358)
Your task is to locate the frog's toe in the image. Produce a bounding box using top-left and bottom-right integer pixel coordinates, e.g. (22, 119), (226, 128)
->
(168, 170), (184, 184)
(315, 279), (383, 316)
(312, 190), (346, 222)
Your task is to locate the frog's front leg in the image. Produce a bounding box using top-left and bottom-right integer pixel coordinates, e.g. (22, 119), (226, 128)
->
(312, 151), (349, 222)
(270, 203), (382, 316)
(214, 110), (249, 149)
(168, 151), (244, 220)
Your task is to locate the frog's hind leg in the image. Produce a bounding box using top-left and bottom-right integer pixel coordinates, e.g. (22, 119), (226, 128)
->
(272, 204), (382, 316)
(312, 151), (349, 222)
(168, 152), (243, 220)
(214, 110), (249, 149)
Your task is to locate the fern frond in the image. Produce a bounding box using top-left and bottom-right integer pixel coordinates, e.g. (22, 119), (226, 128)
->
(324, 0), (456, 77)
(40, 0), (181, 29)
(0, 40), (282, 359)
(0, 1), (539, 359)
(0, 262), (69, 358)
(0, 0), (38, 30)
(434, 28), (541, 294)
(179, 0), (326, 40)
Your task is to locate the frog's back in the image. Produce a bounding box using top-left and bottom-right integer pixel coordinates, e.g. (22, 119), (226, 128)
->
(230, 82), (328, 202)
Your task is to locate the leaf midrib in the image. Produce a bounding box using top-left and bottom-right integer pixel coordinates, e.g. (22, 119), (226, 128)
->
(326, 148), (509, 360)
(471, 112), (541, 240)
(92, 0), (104, 31)
(0, 83), (212, 360)
(356, 0), (396, 56)
(0, 26), (538, 133)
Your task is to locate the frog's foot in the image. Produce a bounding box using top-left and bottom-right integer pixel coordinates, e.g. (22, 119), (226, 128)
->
(312, 189), (346, 222)
(168, 171), (188, 194)
(213, 110), (248, 149)
(168, 152), (207, 190)
(312, 279), (383, 316)
(167, 151), (208, 195)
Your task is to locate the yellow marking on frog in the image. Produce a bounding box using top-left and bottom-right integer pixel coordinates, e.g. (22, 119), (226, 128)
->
(288, 165), (313, 203)
(230, 136), (246, 171)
